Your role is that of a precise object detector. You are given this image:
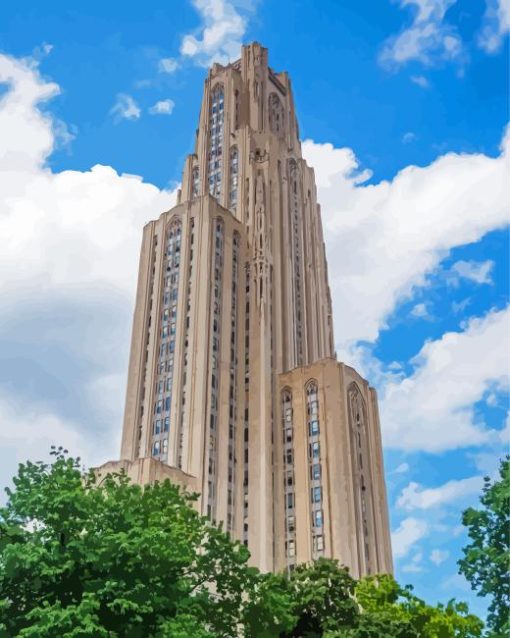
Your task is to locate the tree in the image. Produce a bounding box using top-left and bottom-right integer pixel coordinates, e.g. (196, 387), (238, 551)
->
(458, 456), (510, 637)
(280, 561), (482, 638)
(0, 450), (485, 637)
(0, 448), (294, 637)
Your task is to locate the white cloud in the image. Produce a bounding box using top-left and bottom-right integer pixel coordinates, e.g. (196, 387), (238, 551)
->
(158, 57), (179, 73)
(392, 517), (429, 559)
(302, 130), (509, 352)
(0, 391), (117, 505)
(110, 93), (141, 122)
(478, 0), (510, 53)
(180, 0), (251, 67)
(430, 548), (449, 565)
(397, 475), (484, 509)
(149, 99), (175, 115)
(402, 551), (425, 572)
(450, 259), (494, 285)
(379, 0), (462, 68)
(0, 53), (177, 492)
(379, 307), (510, 451)
(410, 302), (430, 318)
(411, 74), (430, 88)
(395, 462), (411, 474)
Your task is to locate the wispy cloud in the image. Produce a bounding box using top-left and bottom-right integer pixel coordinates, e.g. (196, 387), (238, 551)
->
(478, 0), (510, 53)
(379, 0), (462, 69)
(149, 99), (175, 115)
(430, 548), (450, 565)
(449, 259), (494, 285)
(397, 475), (484, 510)
(158, 57), (179, 73)
(392, 517), (429, 559)
(402, 131), (418, 143)
(110, 93), (141, 122)
(410, 74), (430, 88)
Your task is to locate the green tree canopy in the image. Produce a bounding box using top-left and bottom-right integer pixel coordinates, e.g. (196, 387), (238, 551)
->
(0, 448), (294, 637)
(458, 456), (510, 637)
(0, 450), (485, 637)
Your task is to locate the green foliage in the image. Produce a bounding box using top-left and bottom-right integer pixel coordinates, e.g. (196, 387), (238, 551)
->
(0, 448), (292, 637)
(458, 456), (510, 637)
(0, 450), (485, 637)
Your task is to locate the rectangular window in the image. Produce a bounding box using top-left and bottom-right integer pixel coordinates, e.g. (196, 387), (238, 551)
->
(309, 441), (320, 459)
(313, 510), (323, 528)
(311, 486), (322, 503)
(152, 440), (161, 455)
(313, 534), (324, 552)
(309, 419), (319, 436)
(154, 419), (161, 435)
(164, 417), (170, 432)
(311, 464), (321, 481)
(162, 439), (168, 454)
(286, 493), (294, 509)
(287, 515), (295, 532)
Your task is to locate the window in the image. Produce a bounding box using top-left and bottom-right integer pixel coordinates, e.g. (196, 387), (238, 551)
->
(310, 441), (320, 459)
(268, 93), (284, 136)
(164, 417), (170, 432)
(311, 464), (321, 481)
(192, 166), (200, 198)
(309, 419), (319, 436)
(313, 510), (323, 528)
(313, 534), (324, 552)
(229, 146), (239, 210)
(286, 493), (294, 509)
(312, 486), (322, 503)
(154, 419), (161, 435)
(152, 440), (161, 456)
(208, 85), (224, 199)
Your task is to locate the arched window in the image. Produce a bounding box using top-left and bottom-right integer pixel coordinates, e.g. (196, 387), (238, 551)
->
(208, 84), (224, 200)
(229, 146), (239, 210)
(269, 93), (284, 137)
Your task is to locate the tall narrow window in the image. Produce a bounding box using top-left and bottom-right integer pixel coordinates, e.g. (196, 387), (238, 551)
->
(207, 219), (224, 522)
(282, 389), (296, 571)
(208, 84), (224, 200)
(307, 380), (324, 556)
(269, 92), (284, 137)
(229, 146), (239, 211)
(192, 167), (200, 198)
(151, 218), (181, 462)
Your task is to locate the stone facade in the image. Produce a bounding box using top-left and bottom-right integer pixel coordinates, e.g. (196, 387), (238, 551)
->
(97, 42), (393, 576)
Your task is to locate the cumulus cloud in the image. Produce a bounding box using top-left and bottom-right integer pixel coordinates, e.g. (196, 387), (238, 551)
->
(392, 517), (429, 558)
(379, 307), (510, 451)
(0, 53), (176, 492)
(302, 131), (509, 352)
(180, 0), (251, 66)
(397, 475), (484, 510)
(379, 0), (462, 68)
(149, 98), (175, 115)
(478, 0), (510, 53)
(449, 259), (494, 285)
(110, 93), (141, 121)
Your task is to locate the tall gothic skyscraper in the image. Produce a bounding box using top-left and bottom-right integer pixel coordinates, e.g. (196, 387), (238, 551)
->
(98, 43), (393, 577)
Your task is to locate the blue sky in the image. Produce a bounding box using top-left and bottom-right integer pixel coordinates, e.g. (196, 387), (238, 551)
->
(0, 0), (508, 620)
